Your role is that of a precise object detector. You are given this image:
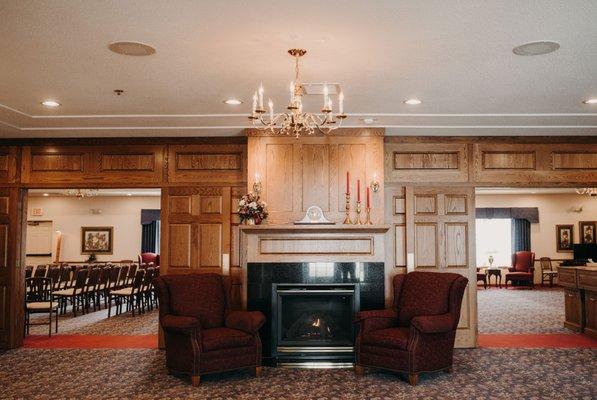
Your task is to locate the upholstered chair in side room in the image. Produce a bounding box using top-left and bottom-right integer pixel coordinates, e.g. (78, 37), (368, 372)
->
(505, 251), (535, 288)
(354, 271), (468, 386)
(139, 252), (160, 267)
(153, 273), (265, 386)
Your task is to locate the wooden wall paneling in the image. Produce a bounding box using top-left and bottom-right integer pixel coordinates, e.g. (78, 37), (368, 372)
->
(167, 144), (247, 184)
(0, 147), (18, 183)
(473, 143), (597, 184)
(0, 187), (24, 348)
(21, 145), (165, 184)
(407, 186), (477, 347)
(301, 144), (330, 211)
(265, 143), (294, 213)
(384, 143), (468, 183)
(414, 223), (438, 268)
(247, 134), (384, 225)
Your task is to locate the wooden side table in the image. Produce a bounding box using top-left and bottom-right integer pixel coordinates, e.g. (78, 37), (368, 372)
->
(486, 268), (502, 288)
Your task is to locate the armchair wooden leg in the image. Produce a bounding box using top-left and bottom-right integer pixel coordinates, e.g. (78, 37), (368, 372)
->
(446, 366), (453, 373)
(253, 366), (262, 377)
(408, 373), (419, 386)
(354, 364), (365, 376)
(191, 375), (201, 387)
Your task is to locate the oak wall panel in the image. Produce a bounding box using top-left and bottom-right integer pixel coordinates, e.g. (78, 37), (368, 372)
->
(415, 223), (437, 268)
(385, 143), (468, 183)
(168, 224), (192, 268)
(168, 144), (246, 184)
(482, 151), (536, 170)
(473, 143), (597, 184)
(265, 144), (294, 212)
(552, 152), (597, 170)
(21, 145), (164, 184)
(247, 133), (384, 224)
(301, 144), (330, 211)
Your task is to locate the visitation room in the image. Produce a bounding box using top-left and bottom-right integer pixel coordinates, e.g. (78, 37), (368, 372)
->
(0, 1), (595, 399)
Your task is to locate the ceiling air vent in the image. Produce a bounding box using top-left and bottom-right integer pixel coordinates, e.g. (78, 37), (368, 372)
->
(108, 41), (156, 56)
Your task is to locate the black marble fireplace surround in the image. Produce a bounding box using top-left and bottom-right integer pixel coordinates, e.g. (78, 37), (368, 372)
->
(247, 262), (384, 365)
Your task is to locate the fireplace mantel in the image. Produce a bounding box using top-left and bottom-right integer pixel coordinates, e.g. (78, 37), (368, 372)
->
(239, 224), (389, 307)
(239, 224), (390, 234)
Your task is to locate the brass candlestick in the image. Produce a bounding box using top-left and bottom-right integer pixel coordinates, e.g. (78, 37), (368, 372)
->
(354, 201), (363, 225)
(343, 193), (353, 224)
(365, 207), (373, 225)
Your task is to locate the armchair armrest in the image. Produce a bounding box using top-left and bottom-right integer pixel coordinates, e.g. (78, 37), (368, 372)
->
(161, 315), (201, 334)
(507, 267), (516, 272)
(411, 313), (454, 334)
(355, 309), (398, 333)
(225, 310), (265, 334)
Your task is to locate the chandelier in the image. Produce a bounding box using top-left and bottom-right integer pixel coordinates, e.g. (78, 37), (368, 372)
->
(576, 187), (597, 197)
(249, 49), (347, 138)
(64, 189), (98, 199)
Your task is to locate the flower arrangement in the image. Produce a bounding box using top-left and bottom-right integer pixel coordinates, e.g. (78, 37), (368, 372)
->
(237, 192), (268, 225)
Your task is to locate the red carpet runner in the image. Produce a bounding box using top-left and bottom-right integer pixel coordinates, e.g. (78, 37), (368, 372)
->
(23, 333), (596, 349)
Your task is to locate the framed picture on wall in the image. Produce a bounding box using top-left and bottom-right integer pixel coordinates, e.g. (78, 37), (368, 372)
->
(579, 221), (597, 244)
(81, 226), (113, 254)
(556, 224), (574, 252)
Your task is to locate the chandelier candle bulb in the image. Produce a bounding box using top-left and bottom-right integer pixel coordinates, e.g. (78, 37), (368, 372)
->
(323, 84), (329, 107)
(290, 81), (295, 102)
(258, 83), (264, 109)
(339, 92), (344, 115)
(252, 93), (257, 113)
(268, 99), (274, 120)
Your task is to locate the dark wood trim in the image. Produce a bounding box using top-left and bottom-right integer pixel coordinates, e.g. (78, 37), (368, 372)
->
(0, 136), (247, 147)
(384, 136), (597, 144)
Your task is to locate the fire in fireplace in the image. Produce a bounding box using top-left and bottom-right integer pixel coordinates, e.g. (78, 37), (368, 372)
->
(272, 283), (359, 365)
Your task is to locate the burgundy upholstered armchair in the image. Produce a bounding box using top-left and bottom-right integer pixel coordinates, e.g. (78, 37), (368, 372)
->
(354, 271), (468, 386)
(139, 252), (160, 267)
(505, 251), (535, 288)
(153, 273), (265, 386)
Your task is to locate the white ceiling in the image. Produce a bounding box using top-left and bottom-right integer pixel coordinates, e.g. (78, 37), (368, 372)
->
(1, 0), (596, 138)
(475, 187), (590, 195)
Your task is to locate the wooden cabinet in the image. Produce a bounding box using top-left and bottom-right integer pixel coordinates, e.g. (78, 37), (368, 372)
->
(584, 291), (597, 339)
(558, 266), (597, 337)
(563, 287), (584, 332)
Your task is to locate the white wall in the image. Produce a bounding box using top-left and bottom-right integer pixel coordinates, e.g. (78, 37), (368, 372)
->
(27, 196), (160, 265)
(476, 193), (597, 282)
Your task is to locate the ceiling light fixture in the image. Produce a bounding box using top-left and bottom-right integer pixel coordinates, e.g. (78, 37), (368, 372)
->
(512, 41), (560, 56)
(224, 99), (243, 105)
(361, 118), (376, 124)
(583, 99), (597, 104)
(64, 189), (98, 199)
(43, 193), (50, 197)
(404, 99), (422, 105)
(249, 49), (347, 138)
(576, 187), (597, 197)
(41, 100), (60, 107)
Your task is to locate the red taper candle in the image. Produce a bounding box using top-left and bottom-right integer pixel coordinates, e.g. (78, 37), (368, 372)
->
(346, 171), (350, 195)
(357, 180), (361, 202)
(366, 187), (370, 208)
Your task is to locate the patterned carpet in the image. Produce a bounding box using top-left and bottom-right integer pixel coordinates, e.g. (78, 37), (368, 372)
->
(14, 286), (595, 399)
(0, 348), (595, 399)
(477, 287), (568, 333)
(29, 305), (159, 335)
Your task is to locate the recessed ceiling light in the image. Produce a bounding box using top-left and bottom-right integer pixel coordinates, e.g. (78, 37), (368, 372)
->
(108, 41), (156, 56)
(223, 99), (243, 105)
(583, 98), (597, 104)
(361, 118), (376, 124)
(41, 100), (60, 107)
(127, 193), (132, 196)
(43, 193), (50, 197)
(404, 99), (422, 105)
(513, 41), (560, 56)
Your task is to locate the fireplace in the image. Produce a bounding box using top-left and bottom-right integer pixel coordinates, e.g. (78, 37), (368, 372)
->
(247, 262), (384, 366)
(272, 284), (359, 363)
